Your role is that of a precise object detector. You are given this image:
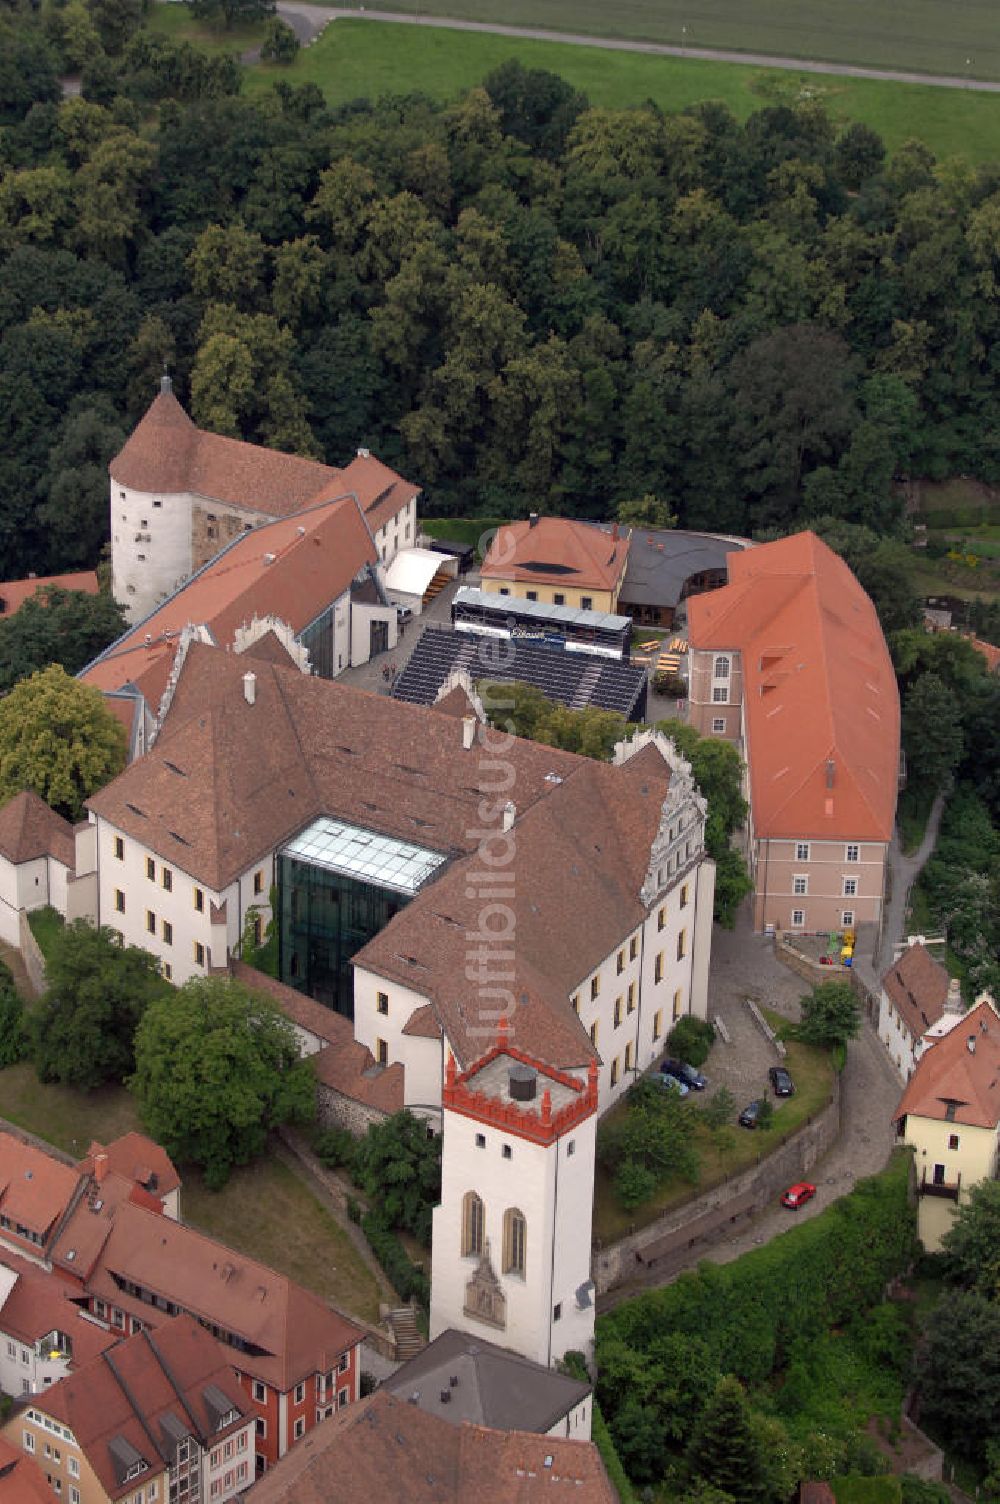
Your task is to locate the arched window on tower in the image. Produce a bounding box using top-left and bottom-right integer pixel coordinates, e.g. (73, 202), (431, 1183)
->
(462, 1192), (484, 1257)
(502, 1208), (526, 1277)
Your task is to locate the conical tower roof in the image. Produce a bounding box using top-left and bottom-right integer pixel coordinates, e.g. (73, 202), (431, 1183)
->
(109, 378), (199, 493)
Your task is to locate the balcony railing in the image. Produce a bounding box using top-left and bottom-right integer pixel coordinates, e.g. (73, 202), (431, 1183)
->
(918, 1168), (961, 1201)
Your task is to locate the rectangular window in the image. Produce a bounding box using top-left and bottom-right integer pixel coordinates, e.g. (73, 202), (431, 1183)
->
(146, 909), (156, 934)
(70, 1490), (80, 1504)
(498, 587), (509, 596)
(162, 920), (173, 945)
(793, 875), (808, 896)
(791, 909), (805, 928)
(194, 941), (205, 967)
(845, 844), (860, 862)
(23, 1433), (34, 1454)
(589, 1021), (598, 1046)
(194, 888), (204, 912)
(673, 988), (683, 1020)
(376, 1038), (388, 1066)
(842, 911), (855, 928)
(676, 930), (687, 961)
(294, 1418), (305, 1440)
(657, 907), (665, 931)
(376, 992), (389, 1015)
(590, 974), (599, 1000)
(654, 952), (663, 984)
(611, 1058), (620, 1087)
(712, 686), (728, 703)
(948, 1133), (960, 1150)
(627, 982), (636, 1013)
(253, 1382), (266, 1403)
(526, 591), (538, 601)
(580, 597), (593, 611)
(294, 1383), (305, 1404)
(712, 717), (726, 733)
(624, 1041), (634, 1071)
(553, 593), (565, 606)
(254, 869), (264, 895)
(502, 1143), (512, 1160)
(553, 1303), (562, 1321)
(714, 655), (730, 679)
(843, 877), (858, 897)
(653, 1009), (663, 1041)
(68, 1459), (79, 1480)
(115, 889), (125, 914)
(571, 994), (579, 1015)
(146, 857), (155, 881)
(616, 949), (625, 975)
(613, 997), (622, 1028)
(162, 867), (173, 892)
(114, 836), (124, 860)
(680, 884), (689, 908)
(795, 842), (810, 862)
(475, 1133), (486, 1148)
(629, 936), (638, 961)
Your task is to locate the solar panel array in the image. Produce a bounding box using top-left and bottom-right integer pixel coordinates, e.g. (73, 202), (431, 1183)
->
(393, 628), (648, 721)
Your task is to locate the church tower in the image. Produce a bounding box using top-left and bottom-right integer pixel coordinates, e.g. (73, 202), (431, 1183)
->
(430, 1021), (597, 1368)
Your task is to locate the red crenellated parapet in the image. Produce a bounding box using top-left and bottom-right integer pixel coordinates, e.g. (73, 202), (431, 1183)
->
(442, 1030), (599, 1146)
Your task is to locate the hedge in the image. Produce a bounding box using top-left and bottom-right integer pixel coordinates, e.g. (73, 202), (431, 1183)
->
(361, 1210), (430, 1309)
(592, 1401), (638, 1504)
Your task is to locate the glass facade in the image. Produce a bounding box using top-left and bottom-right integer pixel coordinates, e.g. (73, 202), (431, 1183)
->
(277, 819), (447, 1017)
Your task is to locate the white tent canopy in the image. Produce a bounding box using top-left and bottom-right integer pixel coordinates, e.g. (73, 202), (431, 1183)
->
(383, 547), (456, 609)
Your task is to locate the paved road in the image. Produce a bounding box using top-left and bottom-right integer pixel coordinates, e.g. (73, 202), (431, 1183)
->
(852, 789), (946, 1000)
(274, 3), (1000, 93)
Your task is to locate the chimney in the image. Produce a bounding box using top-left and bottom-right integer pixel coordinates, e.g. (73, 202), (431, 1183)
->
(242, 672), (257, 706)
(826, 758), (835, 789)
(967, 1034), (977, 1054)
(502, 800), (516, 832)
(528, 511), (539, 528)
(945, 978), (962, 1015)
(94, 1154), (109, 1185)
(462, 716), (477, 751)
(160, 369), (172, 396)
(611, 522), (619, 540)
(357, 447), (371, 459)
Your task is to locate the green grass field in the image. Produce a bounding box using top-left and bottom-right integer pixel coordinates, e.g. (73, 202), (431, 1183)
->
(246, 20), (1000, 164)
(297, 0), (1000, 82)
(146, 4), (268, 54)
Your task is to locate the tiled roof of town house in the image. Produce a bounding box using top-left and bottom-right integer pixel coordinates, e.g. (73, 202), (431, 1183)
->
(481, 516), (629, 592)
(0, 1435), (54, 1504)
(78, 1133), (181, 1200)
(48, 1167), (164, 1283)
(229, 961), (352, 1047)
(0, 571), (99, 617)
(881, 943), (951, 1040)
(894, 1000), (1000, 1129)
(0, 1135), (82, 1250)
(318, 452), (420, 536)
(81, 495), (376, 699)
(85, 643), (588, 892)
(0, 791), (75, 870)
(688, 531), (899, 841)
(37, 1316), (249, 1502)
(0, 1250), (118, 1368)
(970, 636), (1000, 674)
(355, 744), (673, 1070)
(245, 1390), (617, 1504)
(402, 1003), (442, 1039)
(86, 1201), (363, 1392)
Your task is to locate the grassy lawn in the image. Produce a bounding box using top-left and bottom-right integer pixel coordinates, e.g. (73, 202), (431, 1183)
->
(593, 1025), (835, 1244)
(420, 515), (504, 557)
(245, 19), (1000, 163)
(145, 3), (268, 54)
(288, 0), (1000, 82)
(0, 1063), (141, 1154)
(183, 1156), (381, 1324)
(26, 906), (63, 966)
(909, 554), (1000, 605)
(896, 785), (935, 855)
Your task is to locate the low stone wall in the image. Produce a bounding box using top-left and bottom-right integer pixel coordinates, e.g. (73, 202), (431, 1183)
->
(17, 910), (46, 997)
(593, 1072), (841, 1294)
(774, 933), (850, 986)
(317, 1084), (390, 1137)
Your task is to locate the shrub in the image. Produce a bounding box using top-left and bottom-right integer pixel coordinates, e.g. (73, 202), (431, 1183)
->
(0, 962), (27, 1068)
(260, 16), (299, 62)
(361, 1210), (429, 1308)
(667, 1015), (715, 1068)
(313, 1126), (357, 1173)
(353, 1111), (441, 1245)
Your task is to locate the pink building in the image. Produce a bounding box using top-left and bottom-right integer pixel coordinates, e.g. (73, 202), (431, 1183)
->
(688, 532), (900, 936)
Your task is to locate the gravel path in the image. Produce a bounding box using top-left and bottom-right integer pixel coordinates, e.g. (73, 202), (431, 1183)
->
(273, 4), (1000, 93)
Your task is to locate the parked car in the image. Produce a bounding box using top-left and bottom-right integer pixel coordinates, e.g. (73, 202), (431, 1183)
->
(657, 1073), (690, 1099)
(768, 1065), (795, 1097)
(660, 1059), (707, 1091)
(780, 1181), (817, 1210)
(738, 1099), (764, 1128)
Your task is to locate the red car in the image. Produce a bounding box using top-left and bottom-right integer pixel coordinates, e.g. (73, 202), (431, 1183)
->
(780, 1181), (816, 1210)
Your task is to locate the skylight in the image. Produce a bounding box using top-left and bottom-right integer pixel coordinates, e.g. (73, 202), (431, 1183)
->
(281, 818), (447, 895)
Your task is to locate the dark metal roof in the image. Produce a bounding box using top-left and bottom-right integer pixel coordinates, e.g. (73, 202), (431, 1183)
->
(613, 528), (748, 609)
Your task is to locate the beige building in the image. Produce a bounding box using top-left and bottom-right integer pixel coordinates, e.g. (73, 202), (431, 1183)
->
(893, 999), (1000, 1250)
(480, 515), (629, 613)
(878, 942), (957, 1081)
(687, 531), (900, 935)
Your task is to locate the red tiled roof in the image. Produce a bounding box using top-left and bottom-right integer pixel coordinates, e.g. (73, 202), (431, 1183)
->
(881, 944), (951, 1040)
(971, 637), (1000, 674)
(688, 531), (899, 840)
(402, 1004), (442, 1040)
(79, 1133), (180, 1200)
(0, 1251), (117, 1367)
(313, 1041), (405, 1113)
(0, 1135), (81, 1249)
(86, 1201), (363, 1392)
(482, 517), (629, 592)
(0, 791), (75, 869)
(246, 1390), (617, 1504)
(38, 1316), (250, 1502)
(0, 1436), (53, 1504)
(0, 572), (99, 617)
(894, 1000), (1000, 1128)
(82, 496), (376, 700)
(230, 962), (351, 1048)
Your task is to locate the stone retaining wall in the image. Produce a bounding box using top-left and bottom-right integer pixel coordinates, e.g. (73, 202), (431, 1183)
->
(774, 934), (850, 986)
(17, 911), (46, 997)
(593, 1071), (841, 1294)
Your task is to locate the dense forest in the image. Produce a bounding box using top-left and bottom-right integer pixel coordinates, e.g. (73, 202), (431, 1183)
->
(2, 0), (1000, 579)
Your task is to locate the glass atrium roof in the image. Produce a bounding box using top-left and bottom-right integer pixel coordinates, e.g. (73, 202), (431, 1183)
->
(281, 818), (447, 895)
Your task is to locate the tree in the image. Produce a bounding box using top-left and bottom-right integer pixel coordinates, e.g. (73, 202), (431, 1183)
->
(903, 674), (965, 791)
(130, 978), (315, 1188)
(666, 1015), (715, 1068)
(702, 1086), (735, 1131)
(940, 1179), (1000, 1297)
(0, 664), (126, 820)
(685, 1375), (771, 1504)
(616, 494), (677, 529)
(31, 921), (169, 1088)
(352, 1111), (442, 1245)
(915, 1290), (1000, 1464)
(0, 961), (27, 1068)
(797, 980), (861, 1049)
(0, 587), (127, 694)
(260, 17), (299, 63)
(598, 1076), (699, 1206)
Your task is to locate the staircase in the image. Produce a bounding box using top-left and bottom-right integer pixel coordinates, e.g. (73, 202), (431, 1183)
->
(422, 568), (452, 605)
(388, 1306), (425, 1361)
(570, 660), (602, 709)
